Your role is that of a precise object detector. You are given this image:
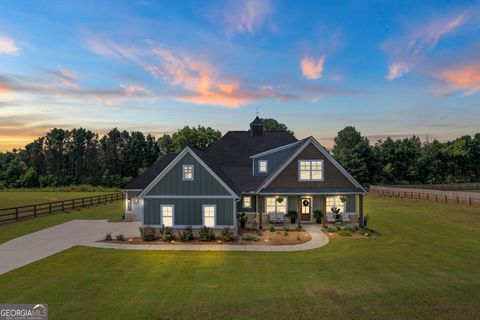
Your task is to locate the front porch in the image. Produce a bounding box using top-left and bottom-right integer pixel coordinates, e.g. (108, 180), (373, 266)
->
(242, 194), (365, 229)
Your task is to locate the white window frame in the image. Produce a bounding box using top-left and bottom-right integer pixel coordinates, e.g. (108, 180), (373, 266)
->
(160, 204), (174, 227)
(202, 204), (216, 227)
(265, 196), (287, 214)
(258, 160), (268, 173)
(243, 196), (252, 209)
(326, 196), (346, 213)
(182, 164), (194, 181)
(298, 160), (324, 181)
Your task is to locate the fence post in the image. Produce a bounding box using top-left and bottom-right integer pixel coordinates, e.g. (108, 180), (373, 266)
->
(72, 199), (75, 210)
(49, 202), (52, 214)
(62, 200), (65, 212)
(15, 207), (19, 221)
(82, 198), (85, 208)
(456, 196), (459, 205)
(469, 197), (472, 206)
(445, 195), (447, 203)
(33, 204), (37, 217)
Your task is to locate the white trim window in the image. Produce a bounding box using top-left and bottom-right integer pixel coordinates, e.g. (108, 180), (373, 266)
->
(182, 164), (194, 181)
(203, 205), (216, 227)
(265, 197), (287, 214)
(160, 205), (174, 227)
(326, 196), (345, 213)
(243, 196), (252, 209)
(126, 198), (132, 212)
(258, 160), (268, 173)
(298, 160), (324, 181)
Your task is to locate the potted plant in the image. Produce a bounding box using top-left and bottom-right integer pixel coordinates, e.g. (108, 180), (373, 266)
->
(313, 209), (323, 224)
(286, 210), (297, 224)
(331, 207), (341, 221)
(237, 212), (247, 228)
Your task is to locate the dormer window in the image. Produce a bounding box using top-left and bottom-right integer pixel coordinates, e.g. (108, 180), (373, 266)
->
(183, 165), (194, 181)
(258, 160), (268, 173)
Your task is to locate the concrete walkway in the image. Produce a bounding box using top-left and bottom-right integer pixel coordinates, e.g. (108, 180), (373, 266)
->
(90, 224), (329, 252)
(0, 221), (329, 274)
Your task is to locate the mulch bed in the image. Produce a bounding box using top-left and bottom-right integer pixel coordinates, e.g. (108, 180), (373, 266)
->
(99, 228), (311, 246)
(323, 227), (380, 239)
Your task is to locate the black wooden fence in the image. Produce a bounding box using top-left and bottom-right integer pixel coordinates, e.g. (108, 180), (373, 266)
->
(0, 192), (124, 223)
(369, 186), (480, 208)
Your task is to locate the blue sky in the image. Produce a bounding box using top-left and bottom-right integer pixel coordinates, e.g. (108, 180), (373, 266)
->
(0, 0), (479, 150)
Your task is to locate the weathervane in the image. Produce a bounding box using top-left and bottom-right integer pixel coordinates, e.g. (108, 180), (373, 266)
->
(256, 106), (259, 116)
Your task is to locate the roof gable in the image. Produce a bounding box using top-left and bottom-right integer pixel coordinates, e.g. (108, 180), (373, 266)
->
(257, 138), (366, 193)
(138, 147), (238, 198)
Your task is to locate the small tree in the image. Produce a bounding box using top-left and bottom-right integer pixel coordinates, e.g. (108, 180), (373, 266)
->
(21, 167), (39, 187)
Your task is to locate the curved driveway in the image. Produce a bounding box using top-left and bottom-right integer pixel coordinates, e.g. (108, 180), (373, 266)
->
(0, 221), (329, 274)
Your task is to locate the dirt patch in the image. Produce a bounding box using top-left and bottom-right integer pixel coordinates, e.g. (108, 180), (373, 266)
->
(100, 228), (311, 246)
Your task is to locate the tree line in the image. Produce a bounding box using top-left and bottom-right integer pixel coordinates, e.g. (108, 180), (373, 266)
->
(333, 126), (480, 186)
(0, 119), (478, 189)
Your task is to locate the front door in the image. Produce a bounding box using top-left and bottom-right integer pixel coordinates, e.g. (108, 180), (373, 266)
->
(300, 197), (311, 221)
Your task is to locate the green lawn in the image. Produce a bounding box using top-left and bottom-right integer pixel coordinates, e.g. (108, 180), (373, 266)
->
(463, 189), (480, 193)
(0, 201), (124, 244)
(1, 196), (479, 319)
(0, 191), (115, 208)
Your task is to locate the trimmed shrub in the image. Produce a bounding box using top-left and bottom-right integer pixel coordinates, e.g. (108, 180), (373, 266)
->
(104, 233), (112, 241)
(115, 234), (125, 241)
(199, 226), (215, 242)
(222, 227), (235, 241)
(269, 224), (275, 232)
(339, 229), (352, 237)
(242, 233), (259, 241)
(161, 226), (175, 242)
(326, 226), (337, 233)
(178, 226), (194, 242)
(139, 225), (156, 241)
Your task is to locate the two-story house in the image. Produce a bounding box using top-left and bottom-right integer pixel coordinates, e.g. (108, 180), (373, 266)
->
(122, 117), (366, 234)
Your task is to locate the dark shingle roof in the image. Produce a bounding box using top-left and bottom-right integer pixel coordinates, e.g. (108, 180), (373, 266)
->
(206, 131), (297, 166)
(123, 130), (298, 193)
(249, 116), (264, 126)
(123, 154), (177, 190)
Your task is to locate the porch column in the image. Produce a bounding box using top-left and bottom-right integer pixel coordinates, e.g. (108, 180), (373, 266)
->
(257, 195), (262, 229)
(359, 194), (364, 227)
(297, 200), (301, 227)
(322, 197), (327, 228)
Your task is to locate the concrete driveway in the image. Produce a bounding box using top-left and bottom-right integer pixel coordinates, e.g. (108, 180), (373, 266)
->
(0, 220), (140, 274)
(0, 221), (329, 275)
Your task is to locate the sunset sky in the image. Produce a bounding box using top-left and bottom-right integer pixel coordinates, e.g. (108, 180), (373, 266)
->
(0, 0), (479, 151)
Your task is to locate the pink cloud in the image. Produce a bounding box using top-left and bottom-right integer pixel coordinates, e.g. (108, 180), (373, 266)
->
(386, 63), (410, 80)
(383, 14), (466, 80)
(147, 47), (272, 108)
(301, 55), (325, 80)
(0, 33), (20, 55)
(49, 67), (78, 88)
(437, 63), (480, 96)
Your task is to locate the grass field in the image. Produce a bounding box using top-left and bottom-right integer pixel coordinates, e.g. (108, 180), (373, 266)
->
(0, 201), (123, 244)
(0, 196), (479, 319)
(463, 189), (480, 193)
(0, 191), (116, 208)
